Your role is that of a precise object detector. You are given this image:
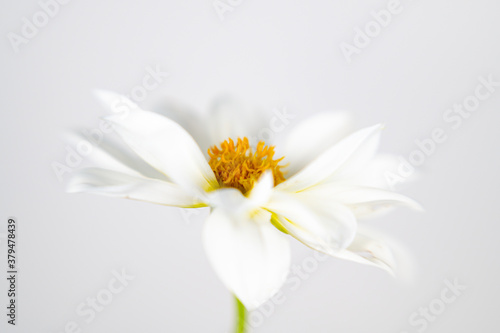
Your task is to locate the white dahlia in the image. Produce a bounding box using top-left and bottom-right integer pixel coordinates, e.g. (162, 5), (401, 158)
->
(68, 91), (421, 312)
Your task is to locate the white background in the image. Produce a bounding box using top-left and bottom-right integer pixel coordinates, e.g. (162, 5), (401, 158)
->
(1, 0), (499, 332)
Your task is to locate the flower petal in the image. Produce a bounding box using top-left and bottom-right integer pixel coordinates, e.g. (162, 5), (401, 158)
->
(101, 99), (218, 194)
(282, 112), (354, 176)
(203, 204), (290, 310)
(332, 227), (415, 278)
(248, 171), (274, 208)
(67, 168), (205, 207)
(296, 185), (422, 219)
(334, 230), (395, 275)
(345, 154), (400, 189)
(207, 96), (268, 146)
(63, 131), (168, 181)
(150, 99), (211, 154)
(94, 89), (141, 114)
(265, 191), (357, 254)
(277, 124), (383, 193)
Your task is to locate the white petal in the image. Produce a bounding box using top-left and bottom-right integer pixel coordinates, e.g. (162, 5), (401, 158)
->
(102, 104), (218, 195)
(150, 99), (211, 153)
(333, 227), (415, 281)
(346, 154), (400, 189)
(67, 168), (205, 207)
(297, 185), (422, 219)
(265, 191), (357, 254)
(207, 96), (268, 146)
(334, 228), (396, 275)
(94, 90), (140, 114)
(63, 131), (168, 181)
(353, 154), (420, 190)
(282, 112), (354, 176)
(203, 206), (290, 310)
(248, 171), (274, 208)
(277, 124), (383, 193)
(207, 188), (254, 216)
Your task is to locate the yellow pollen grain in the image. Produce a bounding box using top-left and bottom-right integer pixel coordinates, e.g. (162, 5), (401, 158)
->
(208, 137), (286, 194)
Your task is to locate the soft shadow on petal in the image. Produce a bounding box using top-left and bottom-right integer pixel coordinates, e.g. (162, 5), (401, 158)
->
(203, 206), (290, 310)
(265, 191), (357, 255)
(67, 168), (206, 207)
(277, 124), (383, 193)
(281, 112), (354, 177)
(102, 103), (218, 195)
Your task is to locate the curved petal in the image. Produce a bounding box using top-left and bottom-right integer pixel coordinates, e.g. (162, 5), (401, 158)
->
(150, 98), (211, 154)
(248, 171), (274, 208)
(207, 187), (255, 215)
(296, 185), (422, 219)
(282, 112), (354, 176)
(334, 228), (396, 275)
(94, 89), (142, 114)
(328, 126), (381, 181)
(63, 131), (168, 181)
(333, 227), (415, 281)
(207, 96), (268, 146)
(350, 154), (420, 190)
(277, 124), (383, 193)
(101, 97), (218, 195)
(344, 154), (400, 189)
(264, 191), (357, 254)
(67, 168), (205, 207)
(203, 206), (290, 310)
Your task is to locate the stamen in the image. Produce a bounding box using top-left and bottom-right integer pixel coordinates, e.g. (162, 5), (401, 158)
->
(208, 137), (286, 194)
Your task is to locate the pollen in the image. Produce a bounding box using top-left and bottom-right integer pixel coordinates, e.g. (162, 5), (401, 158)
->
(208, 137), (286, 194)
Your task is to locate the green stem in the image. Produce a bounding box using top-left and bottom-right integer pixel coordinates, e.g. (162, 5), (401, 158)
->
(234, 296), (247, 333)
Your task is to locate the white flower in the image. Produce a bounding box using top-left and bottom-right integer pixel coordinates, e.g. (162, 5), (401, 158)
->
(67, 91), (422, 310)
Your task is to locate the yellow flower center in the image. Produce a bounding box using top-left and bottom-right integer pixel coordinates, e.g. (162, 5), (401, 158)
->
(208, 137), (286, 194)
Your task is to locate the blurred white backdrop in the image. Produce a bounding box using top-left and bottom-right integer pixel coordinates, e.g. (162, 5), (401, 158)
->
(1, 0), (499, 332)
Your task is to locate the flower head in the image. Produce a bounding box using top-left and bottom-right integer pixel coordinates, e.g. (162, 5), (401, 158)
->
(67, 91), (422, 310)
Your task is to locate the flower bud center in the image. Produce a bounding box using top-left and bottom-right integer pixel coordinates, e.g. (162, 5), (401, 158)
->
(208, 137), (286, 194)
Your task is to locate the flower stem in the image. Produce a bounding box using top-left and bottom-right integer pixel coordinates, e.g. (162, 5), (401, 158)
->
(234, 296), (247, 333)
